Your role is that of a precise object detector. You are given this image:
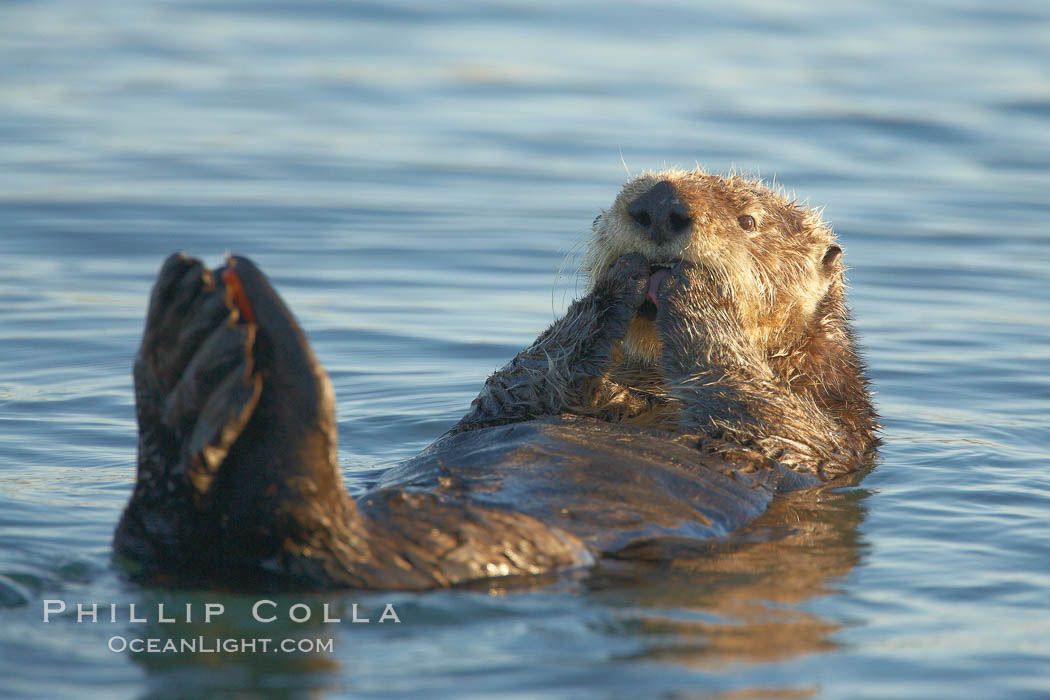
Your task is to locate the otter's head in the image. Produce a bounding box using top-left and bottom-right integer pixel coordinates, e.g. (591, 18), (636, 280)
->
(584, 168), (848, 367)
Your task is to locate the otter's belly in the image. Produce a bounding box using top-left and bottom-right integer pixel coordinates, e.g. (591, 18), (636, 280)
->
(376, 416), (818, 556)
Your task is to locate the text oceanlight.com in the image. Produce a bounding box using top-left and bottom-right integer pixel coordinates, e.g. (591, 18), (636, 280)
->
(107, 636), (335, 654)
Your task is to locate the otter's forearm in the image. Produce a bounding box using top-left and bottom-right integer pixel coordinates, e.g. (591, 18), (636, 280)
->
(454, 254), (649, 431)
(454, 296), (624, 430)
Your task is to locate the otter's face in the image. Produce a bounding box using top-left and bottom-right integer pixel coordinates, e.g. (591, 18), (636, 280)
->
(585, 169), (844, 365)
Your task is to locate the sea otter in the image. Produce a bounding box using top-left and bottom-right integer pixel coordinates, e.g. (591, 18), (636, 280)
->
(114, 168), (877, 590)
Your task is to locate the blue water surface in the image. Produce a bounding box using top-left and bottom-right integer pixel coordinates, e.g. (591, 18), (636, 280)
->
(1, 1), (1048, 698)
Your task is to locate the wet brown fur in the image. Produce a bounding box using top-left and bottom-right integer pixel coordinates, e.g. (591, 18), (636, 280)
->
(460, 168), (877, 478)
(604, 169), (878, 478)
(116, 169), (877, 590)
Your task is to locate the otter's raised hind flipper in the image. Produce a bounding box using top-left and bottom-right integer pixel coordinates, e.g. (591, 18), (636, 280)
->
(115, 253), (342, 578)
(117, 254), (256, 568)
(117, 254), (591, 590)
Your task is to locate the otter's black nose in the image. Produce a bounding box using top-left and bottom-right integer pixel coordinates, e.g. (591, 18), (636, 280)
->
(627, 180), (692, 244)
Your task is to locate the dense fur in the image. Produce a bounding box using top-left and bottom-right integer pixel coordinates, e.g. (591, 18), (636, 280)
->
(115, 169), (877, 590)
(459, 168), (876, 479)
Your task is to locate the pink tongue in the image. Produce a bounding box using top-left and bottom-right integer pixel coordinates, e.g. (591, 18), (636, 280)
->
(647, 269), (669, 307)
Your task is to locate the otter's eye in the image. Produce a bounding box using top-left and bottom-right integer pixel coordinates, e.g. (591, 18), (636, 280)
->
(737, 214), (756, 231)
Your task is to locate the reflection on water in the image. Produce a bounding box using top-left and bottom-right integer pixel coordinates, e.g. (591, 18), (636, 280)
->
(8, 477), (875, 698)
(594, 483), (869, 669)
(102, 482), (870, 698)
(2, 0), (1049, 697)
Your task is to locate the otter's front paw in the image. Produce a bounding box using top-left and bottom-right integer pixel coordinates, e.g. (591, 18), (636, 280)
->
(656, 262), (750, 380)
(655, 262), (721, 377)
(562, 253), (649, 378)
(594, 252), (650, 324)
(604, 252), (650, 302)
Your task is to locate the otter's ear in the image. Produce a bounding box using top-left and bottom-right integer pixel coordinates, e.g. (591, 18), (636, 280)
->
(821, 245), (842, 270)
